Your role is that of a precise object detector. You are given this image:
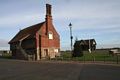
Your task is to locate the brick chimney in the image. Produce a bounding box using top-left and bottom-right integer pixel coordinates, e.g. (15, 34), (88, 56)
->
(45, 4), (52, 35)
(46, 4), (52, 16)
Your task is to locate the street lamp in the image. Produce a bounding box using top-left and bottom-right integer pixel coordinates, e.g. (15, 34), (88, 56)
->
(69, 23), (73, 53)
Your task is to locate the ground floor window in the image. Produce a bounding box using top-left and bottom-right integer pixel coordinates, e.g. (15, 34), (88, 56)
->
(54, 49), (58, 53)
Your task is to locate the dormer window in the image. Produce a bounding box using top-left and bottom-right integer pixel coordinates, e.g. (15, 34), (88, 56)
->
(48, 31), (53, 39)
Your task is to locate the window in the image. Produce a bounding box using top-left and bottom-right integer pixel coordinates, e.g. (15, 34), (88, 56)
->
(48, 32), (53, 39)
(54, 49), (58, 53)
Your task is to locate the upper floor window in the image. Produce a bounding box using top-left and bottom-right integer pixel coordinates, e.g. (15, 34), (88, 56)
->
(48, 31), (53, 39)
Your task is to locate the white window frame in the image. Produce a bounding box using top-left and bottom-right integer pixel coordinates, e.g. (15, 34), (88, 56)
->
(48, 31), (53, 39)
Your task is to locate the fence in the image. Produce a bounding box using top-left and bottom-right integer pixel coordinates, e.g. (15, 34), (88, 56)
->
(51, 50), (120, 64)
(0, 49), (120, 64)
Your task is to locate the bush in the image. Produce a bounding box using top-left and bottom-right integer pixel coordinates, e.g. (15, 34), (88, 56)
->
(73, 49), (83, 57)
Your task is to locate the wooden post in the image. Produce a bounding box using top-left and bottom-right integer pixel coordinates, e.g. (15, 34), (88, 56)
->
(116, 55), (119, 64)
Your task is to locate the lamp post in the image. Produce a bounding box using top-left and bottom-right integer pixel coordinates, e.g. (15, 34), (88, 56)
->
(69, 23), (73, 53)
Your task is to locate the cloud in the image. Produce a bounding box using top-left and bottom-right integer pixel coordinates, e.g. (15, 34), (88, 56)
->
(53, 0), (120, 20)
(0, 39), (10, 50)
(0, 0), (45, 28)
(0, 13), (43, 28)
(97, 44), (120, 49)
(53, 0), (120, 50)
(0, 39), (9, 47)
(0, 0), (120, 50)
(52, 0), (120, 36)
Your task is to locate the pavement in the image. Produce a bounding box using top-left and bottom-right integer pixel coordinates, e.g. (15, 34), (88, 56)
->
(0, 59), (120, 80)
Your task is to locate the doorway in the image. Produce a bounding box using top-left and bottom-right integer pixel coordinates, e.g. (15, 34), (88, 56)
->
(44, 49), (49, 59)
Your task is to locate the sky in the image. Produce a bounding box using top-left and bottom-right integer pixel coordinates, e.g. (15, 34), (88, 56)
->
(0, 0), (120, 50)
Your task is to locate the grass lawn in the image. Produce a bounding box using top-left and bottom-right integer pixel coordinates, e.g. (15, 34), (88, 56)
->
(0, 52), (12, 59)
(60, 50), (120, 62)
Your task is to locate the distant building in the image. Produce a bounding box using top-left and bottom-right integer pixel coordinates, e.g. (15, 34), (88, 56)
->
(74, 39), (96, 51)
(8, 4), (60, 60)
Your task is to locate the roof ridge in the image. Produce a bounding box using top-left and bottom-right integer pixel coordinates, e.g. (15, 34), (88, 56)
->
(9, 22), (45, 43)
(21, 21), (45, 31)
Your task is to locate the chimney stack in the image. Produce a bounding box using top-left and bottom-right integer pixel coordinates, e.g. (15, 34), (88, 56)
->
(45, 4), (52, 35)
(46, 4), (52, 16)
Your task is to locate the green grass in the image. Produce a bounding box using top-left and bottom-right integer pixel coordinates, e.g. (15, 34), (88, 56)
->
(1, 50), (120, 63)
(0, 53), (12, 59)
(60, 50), (120, 62)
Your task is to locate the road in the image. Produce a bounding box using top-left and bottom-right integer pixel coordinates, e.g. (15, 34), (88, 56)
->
(0, 59), (120, 80)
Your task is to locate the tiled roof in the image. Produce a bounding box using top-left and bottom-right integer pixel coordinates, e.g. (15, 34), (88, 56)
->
(9, 22), (45, 43)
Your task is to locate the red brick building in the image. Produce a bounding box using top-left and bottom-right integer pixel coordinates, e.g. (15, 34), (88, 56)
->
(9, 4), (60, 60)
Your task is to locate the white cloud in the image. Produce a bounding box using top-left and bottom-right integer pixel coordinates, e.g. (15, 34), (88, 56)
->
(0, 39), (9, 47)
(0, 0), (120, 50)
(52, 0), (120, 36)
(97, 44), (120, 49)
(53, 0), (120, 20)
(0, 13), (43, 27)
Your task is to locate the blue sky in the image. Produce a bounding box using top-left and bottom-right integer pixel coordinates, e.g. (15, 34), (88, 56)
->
(0, 0), (120, 50)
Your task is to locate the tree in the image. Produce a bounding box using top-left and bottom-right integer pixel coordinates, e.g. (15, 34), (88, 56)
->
(73, 41), (83, 57)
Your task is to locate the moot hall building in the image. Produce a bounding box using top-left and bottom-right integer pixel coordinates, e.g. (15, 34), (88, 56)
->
(9, 4), (60, 60)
